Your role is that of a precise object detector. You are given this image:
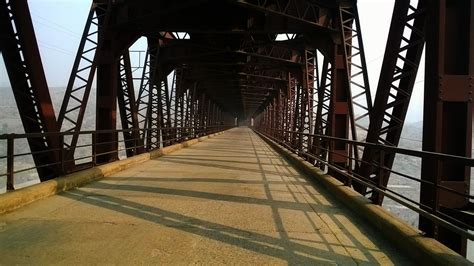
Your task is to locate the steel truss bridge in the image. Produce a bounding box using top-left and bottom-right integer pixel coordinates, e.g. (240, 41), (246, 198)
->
(0, 0), (473, 262)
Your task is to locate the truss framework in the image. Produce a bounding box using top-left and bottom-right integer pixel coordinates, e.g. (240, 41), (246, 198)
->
(1, 0), (471, 257)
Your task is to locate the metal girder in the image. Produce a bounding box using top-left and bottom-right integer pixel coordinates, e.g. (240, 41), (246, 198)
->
(420, 0), (473, 256)
(236, 39), (303, 65)
(327, 41), (350, 176)
(117, 51), (144, 157)
(159, 77), (172, 146)
(160, 40), (302, 67)
(4, 0), (473, 258)
(95, 61), (119, 164)
(185, 86), (197, 138)
(355, 0), (428, 202)
(174, 69), (188, 142)
(143, 39), (162, 150)
(235, 50), (302, 66)
(338, 3), (373, 166)
(0, 0), (60, 181)
(113, 0), (335, 34)
(276, 90), (285, 140)
(301, 49), (318, 157)
(170, 69), (181, 143)
(233, 0), (334, 30)
(58, 3), (112, 166)
(313, 58), (332, 170)
(136, 45), (153, 141)
(185, 71), (287, 83)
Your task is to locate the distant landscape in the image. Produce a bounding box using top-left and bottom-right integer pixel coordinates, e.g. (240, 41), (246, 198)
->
(0, 86), (99, 192)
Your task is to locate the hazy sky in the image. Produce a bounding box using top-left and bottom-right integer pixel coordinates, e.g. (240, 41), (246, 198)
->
(0, 0), (425, 122)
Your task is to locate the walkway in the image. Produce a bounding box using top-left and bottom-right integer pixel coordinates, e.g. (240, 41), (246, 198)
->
(0, 128), (411, 264)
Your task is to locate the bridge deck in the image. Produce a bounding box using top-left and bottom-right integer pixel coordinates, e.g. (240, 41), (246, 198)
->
(0, 128), (411, 264)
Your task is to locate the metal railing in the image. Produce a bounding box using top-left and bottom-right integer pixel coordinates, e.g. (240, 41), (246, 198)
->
(0, 125), (233, 192)
(254, 127), (474, 241)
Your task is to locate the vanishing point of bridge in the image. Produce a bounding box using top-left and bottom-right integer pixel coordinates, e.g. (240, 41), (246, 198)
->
(0, 0), (473, 264)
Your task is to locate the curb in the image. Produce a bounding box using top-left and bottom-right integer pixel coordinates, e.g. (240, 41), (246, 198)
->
(255, 131), (471, 265)
(0, 130), (228, 215)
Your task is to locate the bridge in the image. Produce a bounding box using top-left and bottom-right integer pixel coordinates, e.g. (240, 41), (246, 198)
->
(0, 0), (473, 264)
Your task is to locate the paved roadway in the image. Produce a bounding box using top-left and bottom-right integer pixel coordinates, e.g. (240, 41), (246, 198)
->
(0, 127), (412, 264)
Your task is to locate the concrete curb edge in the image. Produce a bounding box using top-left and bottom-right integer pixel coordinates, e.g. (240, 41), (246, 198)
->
(255, 130), (470, 265)
(0, 130), (228, 215)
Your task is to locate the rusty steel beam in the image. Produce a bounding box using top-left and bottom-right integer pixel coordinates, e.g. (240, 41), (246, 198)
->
(95, 60), (119, 164)
(3, 0), (472, 258)
(313, 58), (332, 170)
(170, 69), (182, 143)
(144, 38), (162, 150)
(327, 41), (350, 178)
(58, 3), (112, 167)
(0, 0), (60, 181)
(233, 0), (334, 30)
(118, 51), (144, 157)
(136, 44), (153, 142)
(338, 3), (373, 167)
(302, 49), (318, 158)
(355, 0), (428, 201)
(420, 0), (473, 256)
(285, 73), (297, 145)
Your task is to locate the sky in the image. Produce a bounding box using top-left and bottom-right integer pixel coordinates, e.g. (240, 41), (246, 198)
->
(0, 0), (425, 123)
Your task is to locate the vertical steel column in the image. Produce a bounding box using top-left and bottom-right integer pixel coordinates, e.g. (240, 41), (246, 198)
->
(58, 3), (111, 166)
(328, 42), (350, 176)
(171, 69), (183, 142)
(144, 38), (161, 150)
(136, 45), (152, 141)
(270, 99), (275, 137)
(339, 2), (373, 165)
(0, 0), (60, 180)
(211, 103), (217, 131)
(276, 89), (285, 141)
(279, 87), (288, 141)
(291, 75), (301, 149)
(285, 73), (296, 144)
(183, 88), (193, 138)
(175, 78), (186, 141)
(206, 99), (210, 132)
(190, 85), (198, 138)
(198, 93), (206, 136)
(159, 78), (171, 146)
(313, 58), (332, 170)
(303, 49), (317, 158)
(96, 61), (119, 163)
(95, 20), (119, 164)
(420, 0), (473, 256)
(118, 51), (144, 157)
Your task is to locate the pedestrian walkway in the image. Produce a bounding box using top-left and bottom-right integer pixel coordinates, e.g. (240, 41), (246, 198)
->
(0, 127), (411, 264)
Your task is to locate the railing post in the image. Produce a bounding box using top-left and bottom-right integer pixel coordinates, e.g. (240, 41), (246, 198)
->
(58, 135), (65, 175)
(346, 143), (353, 187)
(92, 132), (97, 166)
(374, 149), (386, 205)
(6, 137), (14, 191)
